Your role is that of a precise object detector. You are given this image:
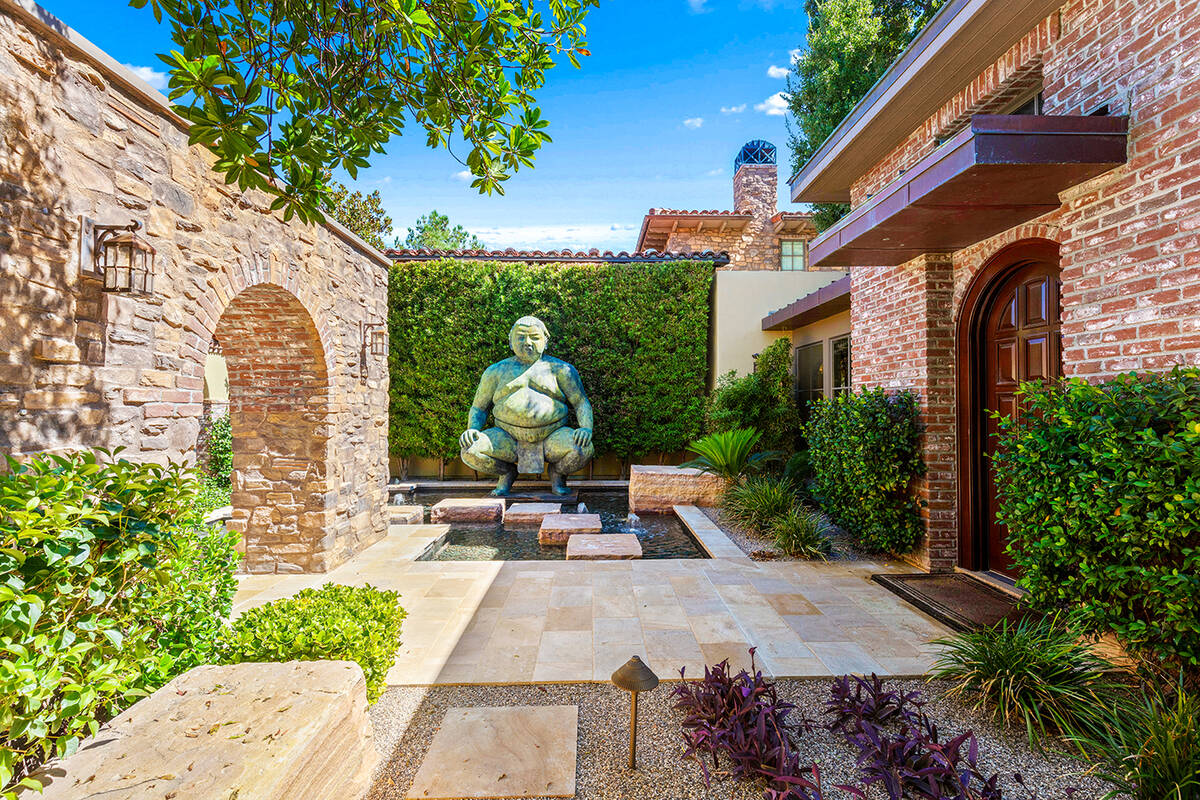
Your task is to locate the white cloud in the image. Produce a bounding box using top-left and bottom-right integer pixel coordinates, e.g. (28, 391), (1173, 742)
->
(790, 48), (803, 64)
(720, 103), (747, 114)
(686, 0), (709, 11)
(767, 65), (790, 79)
(683, 117), (704, 129)
(755, 92), (789, 116)
(473, 223), (638, 251)
(706, 168), (723, 177)
(452, 170), (472, 182)
(124, 64), (168, 91)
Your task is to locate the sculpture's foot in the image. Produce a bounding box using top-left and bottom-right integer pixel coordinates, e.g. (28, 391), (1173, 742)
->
(548, 466), (571, 496)
(490, 464), (518, 497)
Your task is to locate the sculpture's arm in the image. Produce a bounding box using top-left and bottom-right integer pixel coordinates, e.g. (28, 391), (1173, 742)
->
(561, 365), (593, 446)
(460, 370), (494, 448)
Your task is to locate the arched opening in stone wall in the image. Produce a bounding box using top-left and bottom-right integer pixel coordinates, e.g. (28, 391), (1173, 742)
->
(212, 283), (331, 574)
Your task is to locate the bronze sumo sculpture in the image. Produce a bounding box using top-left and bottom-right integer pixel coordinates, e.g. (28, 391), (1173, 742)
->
(459, 316), (594, 496)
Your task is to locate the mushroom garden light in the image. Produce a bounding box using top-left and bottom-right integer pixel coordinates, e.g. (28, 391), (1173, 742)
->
(610, 655), (660, 770)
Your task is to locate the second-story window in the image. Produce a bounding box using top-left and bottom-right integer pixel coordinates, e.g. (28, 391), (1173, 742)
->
(781, 239), (806, 271)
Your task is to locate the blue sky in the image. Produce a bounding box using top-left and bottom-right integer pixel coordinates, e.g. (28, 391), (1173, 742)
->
(42, 1), (811, 251)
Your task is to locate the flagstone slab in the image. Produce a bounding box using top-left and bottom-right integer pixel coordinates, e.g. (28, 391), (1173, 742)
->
(506, 502), (563, 526)
(406, 705), (578, 799)
(390, 505), (424, 525)
(431, 497), (505, 524)
(629, 465), (725, 513)
(539, 513), (602, 545)
(566, 534), (642, 560)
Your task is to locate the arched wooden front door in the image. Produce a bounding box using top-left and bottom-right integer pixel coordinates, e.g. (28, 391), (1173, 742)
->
(957, 240), (1063, 577)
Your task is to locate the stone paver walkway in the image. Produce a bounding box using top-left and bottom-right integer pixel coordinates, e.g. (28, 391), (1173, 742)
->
(233, 506), (950, 685)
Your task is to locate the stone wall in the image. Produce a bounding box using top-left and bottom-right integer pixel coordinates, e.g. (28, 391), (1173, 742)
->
(0, 0), (390, 573)
(846, 0), (1200, 570)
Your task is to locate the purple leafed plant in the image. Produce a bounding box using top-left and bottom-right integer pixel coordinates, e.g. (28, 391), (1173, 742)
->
(825, 672), (924, 736)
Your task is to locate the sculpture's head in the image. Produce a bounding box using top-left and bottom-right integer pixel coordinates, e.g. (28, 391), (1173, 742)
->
(509, 316), (549, 364)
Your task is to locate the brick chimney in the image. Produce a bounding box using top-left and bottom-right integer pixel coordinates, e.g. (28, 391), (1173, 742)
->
(733, 139), (778, 220)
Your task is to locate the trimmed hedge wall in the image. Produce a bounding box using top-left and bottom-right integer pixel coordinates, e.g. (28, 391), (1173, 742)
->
(993, 368), (1200, 670)
(388, 259), (714, 460)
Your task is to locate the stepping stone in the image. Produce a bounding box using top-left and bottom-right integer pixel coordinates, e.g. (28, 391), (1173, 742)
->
(390, 505), (423, 525)
(566, 533), (642, 560)
(506, 489), (579, 504)
(407, 705), (578, 799)
(539, 513), (602, 545)
(506, 502), (562, 525)
(431, 498), (505, 524)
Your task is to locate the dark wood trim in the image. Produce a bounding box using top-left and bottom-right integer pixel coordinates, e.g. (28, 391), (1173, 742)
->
(761, 275), (851, 331)
(954, 238), (1060, 571)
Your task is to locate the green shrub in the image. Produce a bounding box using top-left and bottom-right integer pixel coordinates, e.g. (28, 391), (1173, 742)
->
(389, 259), (713, 460)
(681, 428), (774, 483)
(992, 368), (1200, 670)
(804, 388), (923, 553)
(204, 412), (232, 487)
(722, 475), (798, 535)
(706, 338), (799, 454)
(768, 506), (831, 560)
(1066, 677), (1199, 800)
(195, 478), (232, 516)
(930, 613), (1119, 746)
(0, 451), (222, 797)
(217, 583), (406, 702)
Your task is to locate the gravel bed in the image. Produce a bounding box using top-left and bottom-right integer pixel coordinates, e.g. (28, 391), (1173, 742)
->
(700, 505), (873, 562)
(366, 679), (1115, 799)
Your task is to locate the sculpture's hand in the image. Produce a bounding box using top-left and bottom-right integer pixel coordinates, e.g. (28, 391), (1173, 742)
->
(459, 429), (483, 450)
(572, 428), (593, 448)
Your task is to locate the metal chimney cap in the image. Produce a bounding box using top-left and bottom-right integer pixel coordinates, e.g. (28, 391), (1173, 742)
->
(611, 655), (659, 693)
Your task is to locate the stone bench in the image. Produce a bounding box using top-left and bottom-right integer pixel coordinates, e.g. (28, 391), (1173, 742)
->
(430, 497), (505, 524)
(566, 533), (642, 560)
(31, 660), (377, 800)
(539, 513), (602, 545)
(628, 465), (725, 514)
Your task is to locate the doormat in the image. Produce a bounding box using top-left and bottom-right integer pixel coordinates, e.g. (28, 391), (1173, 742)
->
(871, 573), (1033, 632)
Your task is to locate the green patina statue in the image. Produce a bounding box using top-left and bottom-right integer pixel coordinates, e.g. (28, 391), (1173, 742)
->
(459, 316), (595, 496)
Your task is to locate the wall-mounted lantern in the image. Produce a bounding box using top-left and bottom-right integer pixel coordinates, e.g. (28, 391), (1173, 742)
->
(611, 655), (660, 770)
(87, 220), (156, 294)
(362, 322), (387, 358)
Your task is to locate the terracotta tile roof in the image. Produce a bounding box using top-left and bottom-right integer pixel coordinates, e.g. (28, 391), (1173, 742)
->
(645, 208), (754, 218)
(385, 247), (730, 266)
(636, 209), (756, 252)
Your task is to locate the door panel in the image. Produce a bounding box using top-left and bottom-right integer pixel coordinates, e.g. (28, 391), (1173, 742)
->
(978, 260), (1062, 576)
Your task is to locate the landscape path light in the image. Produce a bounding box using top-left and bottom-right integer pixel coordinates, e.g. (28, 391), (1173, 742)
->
(610, 655), (659, 770)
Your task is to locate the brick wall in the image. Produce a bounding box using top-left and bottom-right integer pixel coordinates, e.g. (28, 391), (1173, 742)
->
(0, 2), (390, 573)
(846, 0), (1200, 570)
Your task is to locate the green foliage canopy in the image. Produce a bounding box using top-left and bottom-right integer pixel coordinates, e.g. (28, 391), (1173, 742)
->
(992, 368), (1200, 671)
(805, 387), (924, 552)
(325, 180), (394, 250)
(402, 210), (485, 250)
(132, 0), (598, 222)
(706, 338), (799, 454)
(388, 259), (713, 461)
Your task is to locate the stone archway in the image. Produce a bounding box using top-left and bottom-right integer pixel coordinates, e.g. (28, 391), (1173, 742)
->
(213, 283), (332, 574)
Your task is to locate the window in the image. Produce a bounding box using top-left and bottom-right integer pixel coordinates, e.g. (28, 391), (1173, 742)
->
(831, 335), (851, 396)
(795, 342), (823, 417)
(1006, 90), (1043, 116)
(781, 239), (806, 271)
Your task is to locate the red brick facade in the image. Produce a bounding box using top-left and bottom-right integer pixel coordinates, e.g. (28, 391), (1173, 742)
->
(849, 0), (1200, 571)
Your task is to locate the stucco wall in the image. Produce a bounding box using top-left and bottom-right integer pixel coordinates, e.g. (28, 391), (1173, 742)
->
(0, 0), (390, 573)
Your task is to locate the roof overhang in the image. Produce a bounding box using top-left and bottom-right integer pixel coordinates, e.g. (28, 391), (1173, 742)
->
(789, 0), (1066, 204)
(636, 211), (752, 252)
(761, 275), (851, 331)
(808, 115), (1129, 268)
(772, 212), (817, 237)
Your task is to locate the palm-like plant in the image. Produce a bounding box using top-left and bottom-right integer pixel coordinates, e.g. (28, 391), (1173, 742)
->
(681, 428), (775, 483)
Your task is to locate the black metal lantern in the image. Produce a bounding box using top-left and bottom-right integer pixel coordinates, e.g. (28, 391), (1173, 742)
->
(362, 322), (387, 357)
(94, 220), (155, 294)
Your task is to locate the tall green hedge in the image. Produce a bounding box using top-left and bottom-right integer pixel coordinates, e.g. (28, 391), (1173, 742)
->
(388, 259), (714, 460)
(992, 368), (1200, 671)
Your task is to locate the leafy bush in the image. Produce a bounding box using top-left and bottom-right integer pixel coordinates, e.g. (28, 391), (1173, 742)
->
(991, 368), (1200, 671)
(805, 388), (923, 553)
(217, 583), (405, 702)
(931, 613), (1118, 746)
(389, 259), (713, 460)
(204, 412), (232, 487)
(769, 507), (832, 560)
(1067, 678), (1199, 800)
(1, 451), (223, 797)
(681, 428), (774, 483)
(195, 478), (232, 516)
(706, 338), (799, 454)
(722, 475), (798, 534)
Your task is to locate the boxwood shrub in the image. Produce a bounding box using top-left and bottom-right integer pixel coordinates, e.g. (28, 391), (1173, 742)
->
(217, 583), (406, 701)
(992, 368), (1200, 670)
(388, 259), (713, 460)
(804, 388), (924, 553)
